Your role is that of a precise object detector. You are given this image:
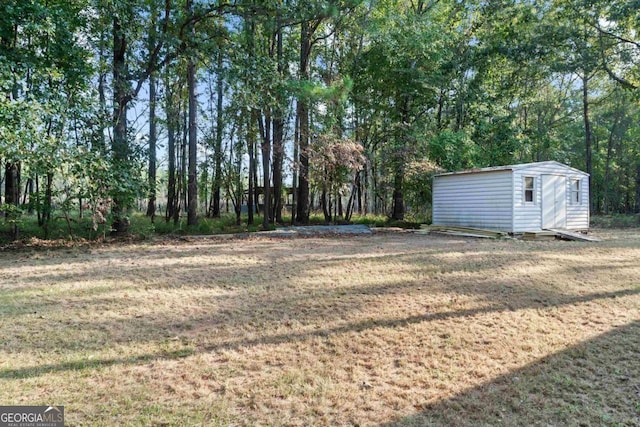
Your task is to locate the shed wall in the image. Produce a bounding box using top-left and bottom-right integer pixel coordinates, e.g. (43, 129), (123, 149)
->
(432, 171), (513, 230)
(513, 163), (589, 232)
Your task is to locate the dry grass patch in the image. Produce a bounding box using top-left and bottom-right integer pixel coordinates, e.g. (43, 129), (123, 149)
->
(1, 230), (639, 426)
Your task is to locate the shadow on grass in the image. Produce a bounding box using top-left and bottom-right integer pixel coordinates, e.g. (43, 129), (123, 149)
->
(2, 227), (636, 271)
(2, 230), (637, 297)
(2, 231), (639, 402)
(1, 287), (637, 382)
(0, 347), (195, 380)
(382, 320), (640, 426)
(196, 287), (640, 351)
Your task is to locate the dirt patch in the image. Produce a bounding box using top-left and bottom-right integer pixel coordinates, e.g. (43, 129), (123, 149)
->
(262, 224), (374, 237)
(0, 229), (638, 426)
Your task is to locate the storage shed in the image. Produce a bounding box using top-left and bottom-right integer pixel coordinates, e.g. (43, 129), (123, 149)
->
(432, 161), (590, 233)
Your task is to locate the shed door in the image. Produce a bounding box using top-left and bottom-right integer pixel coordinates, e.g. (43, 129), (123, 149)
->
(542, 174), (567, 229)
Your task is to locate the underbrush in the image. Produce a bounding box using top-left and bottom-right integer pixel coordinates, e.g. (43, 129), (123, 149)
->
(1, 210), (429, 244)
(0, 213), (270, 245)
(9, 211), (640, 244)
(591, 214), (640, 228)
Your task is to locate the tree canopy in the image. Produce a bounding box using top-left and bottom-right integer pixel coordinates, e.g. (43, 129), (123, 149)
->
(1, 0), (640, 238)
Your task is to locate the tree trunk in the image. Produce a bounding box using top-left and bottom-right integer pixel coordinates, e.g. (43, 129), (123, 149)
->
(23, 177), (33, 213)
(4, 162), (20, 240)
(635, 163), (640, 214)
(345, 181), (357, 222)
(291, 114), (299, 225)
(272, 112), (284, 223)
(391, 101), (410, 221)
(111, 16), (131, 234)
(436, 88), (445, 130)
(35, 174), (40, 225)
(582, 74), (593, 214)
(258, 112), (271, 229)
(186, 0), (198, 227)
(362, 165), (368, 215)
(96, 33), (108, 155)
(180, 110), (188, 222)
(4, 163), (19, 210)
(234, 124), (243, 227)
(321, 177), (331, 222)
(42, 173), (53, 239)
(296, 21), (311, 224)
(252, 138), (259, 215)
(212, 50), (224, 217)
(356, 170), (363, 215)
(272, 24), (284, 224)
(391, 171), (405, 220)
(602, 111), (619, 215)
(145, 2), (159, 220)
(146, 70), (157, 219)
(247, 109), (255, 225)
(166, 89), (177, 223)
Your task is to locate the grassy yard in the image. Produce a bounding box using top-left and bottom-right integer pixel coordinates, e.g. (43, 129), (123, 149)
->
(1, 229), (639, 426)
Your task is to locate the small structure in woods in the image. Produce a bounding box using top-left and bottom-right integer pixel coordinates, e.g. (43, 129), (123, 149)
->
(432, 161), (590, 233)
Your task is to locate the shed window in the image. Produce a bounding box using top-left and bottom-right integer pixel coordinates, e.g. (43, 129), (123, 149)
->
(524, 177), (535, 203)
(571, 179), (581, 204)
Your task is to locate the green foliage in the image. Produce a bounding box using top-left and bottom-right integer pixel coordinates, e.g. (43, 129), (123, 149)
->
(350, 214), (422, 228)
(403, 159), (441, 222)
(428, 131), (475, 171)
(591, 214), (640, 229)
(0, 212), (274, 244)
(2, 0), (640, 239)
(0, 211), (106, 243)
(151, 214), (266, 236)
(350, 214), (388, 227)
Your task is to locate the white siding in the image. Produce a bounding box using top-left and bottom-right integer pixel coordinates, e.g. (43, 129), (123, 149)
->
(512, 162), (589, 232)
(566, 176), (590, 230)
(513, 172), (542, 231)
(433, 161), (590, 233)
(432, 171), (513, 230)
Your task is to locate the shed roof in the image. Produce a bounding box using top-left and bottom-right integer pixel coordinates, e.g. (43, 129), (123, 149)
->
(434, 161), (589, 177)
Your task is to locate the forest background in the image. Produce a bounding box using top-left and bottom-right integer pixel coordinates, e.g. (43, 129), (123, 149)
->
(1, 0), (639, 241)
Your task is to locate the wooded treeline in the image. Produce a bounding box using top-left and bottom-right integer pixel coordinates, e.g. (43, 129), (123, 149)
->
(1, 0), (639, 238)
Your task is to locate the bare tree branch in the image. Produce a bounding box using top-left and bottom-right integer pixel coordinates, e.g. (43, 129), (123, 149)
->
(592, 22), (640, 50)
(596, 30), (638, 90)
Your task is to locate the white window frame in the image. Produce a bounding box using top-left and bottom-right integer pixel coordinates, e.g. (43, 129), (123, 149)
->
(523, 176), (536, 204)
(571, 179), (581, 205)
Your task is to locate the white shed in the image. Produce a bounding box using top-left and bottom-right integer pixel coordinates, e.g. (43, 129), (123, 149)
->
(432, 161), (590, 233)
